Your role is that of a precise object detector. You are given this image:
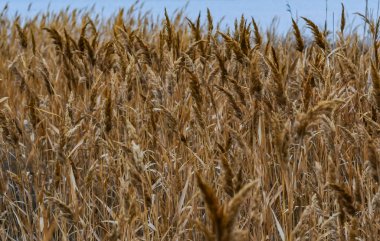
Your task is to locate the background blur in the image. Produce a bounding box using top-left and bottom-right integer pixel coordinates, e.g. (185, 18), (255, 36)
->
(1, 0), (379, 33)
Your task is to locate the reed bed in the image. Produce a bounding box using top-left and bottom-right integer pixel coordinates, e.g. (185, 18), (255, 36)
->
(0, 2), (379, 240)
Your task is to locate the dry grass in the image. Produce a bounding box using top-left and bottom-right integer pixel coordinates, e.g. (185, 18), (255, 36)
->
(0, 2), (380, 240)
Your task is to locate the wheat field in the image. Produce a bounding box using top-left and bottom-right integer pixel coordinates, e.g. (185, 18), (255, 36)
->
(0, 2), (380, 240)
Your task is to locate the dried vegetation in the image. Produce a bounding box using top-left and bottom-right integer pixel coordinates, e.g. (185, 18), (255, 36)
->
(0, 2), (380, 240)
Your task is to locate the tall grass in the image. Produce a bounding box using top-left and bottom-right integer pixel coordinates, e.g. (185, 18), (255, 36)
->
(0, 2), (379, 240)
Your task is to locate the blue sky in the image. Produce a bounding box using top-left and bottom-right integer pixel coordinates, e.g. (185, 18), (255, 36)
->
(1, 0), (378, 33)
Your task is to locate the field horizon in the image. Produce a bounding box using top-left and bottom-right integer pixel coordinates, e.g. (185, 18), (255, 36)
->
(2, 0), (379, 34)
